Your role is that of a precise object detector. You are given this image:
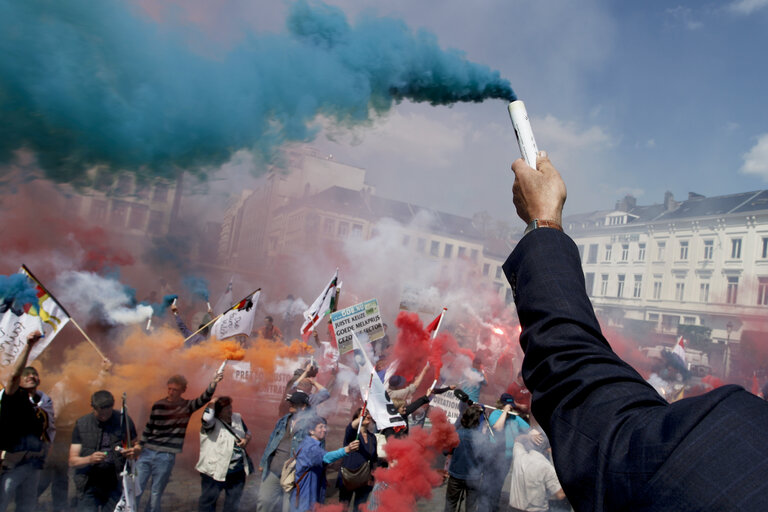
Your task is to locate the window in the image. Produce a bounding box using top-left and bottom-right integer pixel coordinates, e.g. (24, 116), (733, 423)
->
(470, 249), (479, 262)
(495, 266), (503, 279)
(657, 241), (666, 261)
(337, 222), (349, 238)
(505, 288), (514, 305)
(148, 210), (164, 235)
(444, 244), (453, 258)
(402, 235), (410, 247)
(675, 281), (685, 301)
(662, 315), (679, 331)
(653, 280), (662, 300)
(762, 237), (768, 259)
(577, 245), (585, 261)
(351, 224), (363, 238)
(430, 241), (440, 257)
(726, 276), (739, 304)
(417, 238), (426, 253)
(731, 238), (742, 259)
(633, 275), (642, 298)
(621, 244), (629, 261)
(617, 274), (625, 298)
(638, 243), (646, 261)
(679, 240), (689, 260)
(458, 247), (466, 259)
(683, 316), (697, 325)
(600, 274), (609, 296)
(128, 204), (148, 230)
(110, 200), (130, 228)
(323, 218), (334, 235)
(587, 244), (598, 264)
(703, 240), (714, 260)
(152, 183), (169, 203)
(648, 313), (660, 322)
(758, 278), (768, 306)
(604, 244), (612, 262)
(482, 263), (490, 276)
(585, 273), (595, 296)
(89, 200), (108, 222)
(699, 282), (710, 303)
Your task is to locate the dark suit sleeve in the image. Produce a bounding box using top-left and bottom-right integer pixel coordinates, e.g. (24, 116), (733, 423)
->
(504, 229), (768, 511)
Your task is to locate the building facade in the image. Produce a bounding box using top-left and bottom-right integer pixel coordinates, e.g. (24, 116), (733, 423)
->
(567, 190), (768, 376)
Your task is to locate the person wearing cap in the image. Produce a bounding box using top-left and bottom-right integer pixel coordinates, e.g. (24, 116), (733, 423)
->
(69, 390), (139, 511)
(196, 396), (252, 512)
(0, 331), (55, 512)
(257, 391), (313, 512)
(482, 394), (539, 512)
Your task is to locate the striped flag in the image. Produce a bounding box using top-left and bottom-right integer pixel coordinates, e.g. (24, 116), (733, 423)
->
(672, 336), (686, 366)
(0, 266), (70, 367)
(301, 270), (339, 338)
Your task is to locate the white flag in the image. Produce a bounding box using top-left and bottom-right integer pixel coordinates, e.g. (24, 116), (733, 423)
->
(351, 332), (406, 431)
(301, 270), (338, 338)
(0, 266), (70, 367)
(114, 460), (140, 512)
(212, 290), (260, 340)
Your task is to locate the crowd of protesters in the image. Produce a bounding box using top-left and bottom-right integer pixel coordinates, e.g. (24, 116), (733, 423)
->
(0, 310), (572, 512)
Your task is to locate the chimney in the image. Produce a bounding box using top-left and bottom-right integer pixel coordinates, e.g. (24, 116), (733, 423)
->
(688, 192), (705, 200)
(664, 191), (677, 211)
(614, 194), (637, 212)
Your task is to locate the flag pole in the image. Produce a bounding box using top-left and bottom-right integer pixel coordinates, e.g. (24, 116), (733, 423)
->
(70, 318), (108, 361)
(357, 369), (375, 439)
(431, 307), (447, 340)
(22, 264), (108, 361)
(182, 288), (260, 344)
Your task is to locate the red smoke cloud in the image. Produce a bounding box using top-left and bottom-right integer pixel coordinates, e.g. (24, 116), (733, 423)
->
(366, 408), (459, 511)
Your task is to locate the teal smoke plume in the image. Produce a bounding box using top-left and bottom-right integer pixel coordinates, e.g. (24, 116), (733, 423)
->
(0, 0), (515, 183)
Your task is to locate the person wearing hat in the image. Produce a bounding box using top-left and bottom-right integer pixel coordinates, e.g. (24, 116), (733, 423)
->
(69, 390), (139, 511)
(257, 391), (313, 512)
(481, 393), (538, 512)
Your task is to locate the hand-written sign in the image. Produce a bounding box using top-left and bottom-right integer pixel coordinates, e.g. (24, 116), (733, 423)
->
(331, 299), (384, 354)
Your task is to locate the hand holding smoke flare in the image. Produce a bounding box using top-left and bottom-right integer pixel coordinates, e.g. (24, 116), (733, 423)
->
(508, 101), (538, 169)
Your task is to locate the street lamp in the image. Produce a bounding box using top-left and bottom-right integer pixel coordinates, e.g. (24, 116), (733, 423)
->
(724, 321), (734, 378)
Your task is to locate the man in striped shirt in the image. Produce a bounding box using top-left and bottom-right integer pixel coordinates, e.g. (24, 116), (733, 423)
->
(136, 371), (224, 511)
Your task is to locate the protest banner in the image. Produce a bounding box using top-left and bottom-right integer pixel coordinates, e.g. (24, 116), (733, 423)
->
(331, 298), (384, 354)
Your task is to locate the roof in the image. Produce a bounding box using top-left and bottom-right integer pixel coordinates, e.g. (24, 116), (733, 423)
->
(273, 186), (486, 242)
(565, 190), (768, 231)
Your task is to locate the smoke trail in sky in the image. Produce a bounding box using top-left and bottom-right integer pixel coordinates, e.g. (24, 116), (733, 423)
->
(0, 0), (515, 184)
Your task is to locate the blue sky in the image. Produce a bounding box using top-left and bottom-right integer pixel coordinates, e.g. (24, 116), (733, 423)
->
(5, 0), (768, 223)
(305, 0), (768, 220)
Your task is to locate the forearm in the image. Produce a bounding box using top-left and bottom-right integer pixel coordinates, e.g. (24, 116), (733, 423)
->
(6, 343), (33, 393)
(322, 447), (347, 464)
(504, 229), (665, 433)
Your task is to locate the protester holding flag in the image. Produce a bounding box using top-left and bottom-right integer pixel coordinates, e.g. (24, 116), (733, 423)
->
(137, 370), (224, 512)
(0, 331), (55, 512)
(196, 396), (252, 512)
(171, 301), (213, 347)
(290, 416), (359, 512)
(338, 408), (378, 511)
(69, 390), (139, 511)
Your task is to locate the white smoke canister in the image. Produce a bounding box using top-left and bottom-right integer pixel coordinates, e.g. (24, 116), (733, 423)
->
(507, 100), (539, 169)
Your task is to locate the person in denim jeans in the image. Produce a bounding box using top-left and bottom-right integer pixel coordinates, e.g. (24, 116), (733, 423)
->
(137, 371), (223, 511)
(257, 392), (313, 512)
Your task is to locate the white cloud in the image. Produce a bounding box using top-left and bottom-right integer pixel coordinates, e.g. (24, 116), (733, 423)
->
(729, 0), (768, 14)
(740, 134), (768, 179)
(535, 115), (613, 153)
(665, 6), (704, 30)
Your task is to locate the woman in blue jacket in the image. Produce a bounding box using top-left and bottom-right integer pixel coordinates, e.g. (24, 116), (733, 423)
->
(290, 417), (359, 512)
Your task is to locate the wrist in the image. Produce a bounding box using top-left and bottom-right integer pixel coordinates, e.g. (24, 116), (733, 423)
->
(524, 218), (563, 235)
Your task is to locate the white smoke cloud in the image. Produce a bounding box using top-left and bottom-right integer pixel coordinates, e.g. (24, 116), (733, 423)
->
(740, 133), (768, 179)
(54, 271), (153, 326)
